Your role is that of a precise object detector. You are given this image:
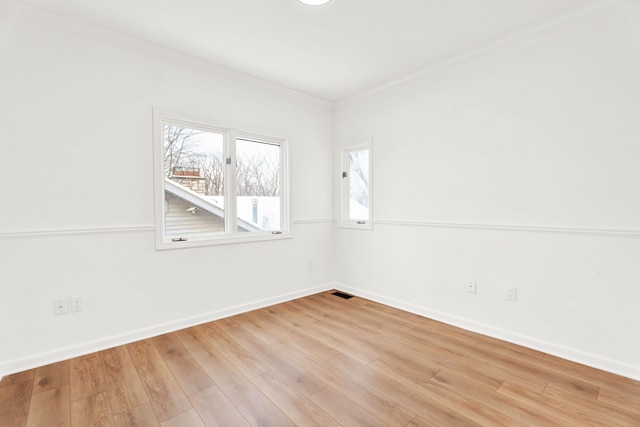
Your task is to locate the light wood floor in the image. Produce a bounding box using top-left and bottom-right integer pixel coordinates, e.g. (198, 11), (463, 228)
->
(1, 291), (639, 426)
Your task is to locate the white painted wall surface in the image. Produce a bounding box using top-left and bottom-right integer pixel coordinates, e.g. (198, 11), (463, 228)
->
(1, 0), (639, 381)
(0, 4), (334, 374)
(333, 3), (640, 379)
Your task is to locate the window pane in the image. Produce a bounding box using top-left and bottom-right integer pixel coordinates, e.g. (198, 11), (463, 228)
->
(349, 149), (369, 220)
(236, 138), (281, 232)
(163, 124), (225, 236)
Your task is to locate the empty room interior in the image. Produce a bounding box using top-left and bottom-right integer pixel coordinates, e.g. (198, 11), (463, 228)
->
(1, 0), (639, 425)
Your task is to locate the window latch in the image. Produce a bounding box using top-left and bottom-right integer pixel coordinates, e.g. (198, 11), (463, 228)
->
(226, 157), (232, 165)
(342, 171), (347, 178)
(171, 237), (188, 242)
(357, 221), (366, 225)
(271, 231), (282, 235)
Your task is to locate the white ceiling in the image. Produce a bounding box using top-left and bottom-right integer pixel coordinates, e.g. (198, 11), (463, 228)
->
(21, 0), (605, 101)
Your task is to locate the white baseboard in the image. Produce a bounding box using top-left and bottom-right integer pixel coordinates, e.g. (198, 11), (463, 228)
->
(0, 283), (335, 377)
(7, 282), (635, 381)
(335, 283), (640, 381)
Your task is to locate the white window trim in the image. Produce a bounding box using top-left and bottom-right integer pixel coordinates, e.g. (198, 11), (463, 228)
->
(339, 138), (373, 230)
(153, 108), (291, 250)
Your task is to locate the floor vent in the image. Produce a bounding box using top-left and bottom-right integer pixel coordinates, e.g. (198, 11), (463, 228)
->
(332, 291), (354, 299)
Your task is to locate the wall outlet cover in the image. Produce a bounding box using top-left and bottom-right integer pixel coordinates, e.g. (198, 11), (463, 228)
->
(71, 295), (84, 312)
(468, 281), (477, 294)
(54, 298), (68, 315)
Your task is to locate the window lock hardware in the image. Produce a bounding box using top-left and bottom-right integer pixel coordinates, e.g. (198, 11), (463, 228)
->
(226, 157), (232, 165)
(342, 171), (347, 178)
(171, 237), (188, 242)
(271, 231), (282, 235)
(357, 221), (366, 225)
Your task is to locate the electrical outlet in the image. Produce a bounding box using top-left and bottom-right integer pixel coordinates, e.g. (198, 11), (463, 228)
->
(54, 298), (68, 315)
(507, 286), (518, 302)
(71, 295), (84, 312)
(468, 281), (477, 294)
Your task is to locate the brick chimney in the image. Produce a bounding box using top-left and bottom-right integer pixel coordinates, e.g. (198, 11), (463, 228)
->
(170, 167), (206, 195)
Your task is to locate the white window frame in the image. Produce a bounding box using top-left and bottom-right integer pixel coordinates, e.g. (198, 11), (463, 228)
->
(153, 109), (291, 250)
(339, 138), (373, 230)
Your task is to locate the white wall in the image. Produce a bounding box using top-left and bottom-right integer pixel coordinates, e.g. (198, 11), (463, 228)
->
(333, 3), (640, 379)
(0, 4), (334, 375)
(2, 0), (639, 381)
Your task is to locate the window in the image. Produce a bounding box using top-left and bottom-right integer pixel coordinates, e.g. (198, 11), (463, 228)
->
(339, 138), (372, 229)
(153, 110), (290, 249)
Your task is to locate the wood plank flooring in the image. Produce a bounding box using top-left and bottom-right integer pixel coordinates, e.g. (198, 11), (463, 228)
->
(2, 291), (639, 426)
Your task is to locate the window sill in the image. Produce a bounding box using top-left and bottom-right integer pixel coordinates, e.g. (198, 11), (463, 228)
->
(155, 232), (293, 250)
(338, 221), (373, 230)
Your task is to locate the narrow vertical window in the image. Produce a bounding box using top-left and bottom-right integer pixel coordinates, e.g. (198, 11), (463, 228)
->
(163, 124), (226, 238)
(340, 139), (372, 229)
(235, 137), (282, 233)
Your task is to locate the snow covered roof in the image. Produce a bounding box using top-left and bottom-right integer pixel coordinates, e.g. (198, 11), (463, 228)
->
(164, 178), (261, 232)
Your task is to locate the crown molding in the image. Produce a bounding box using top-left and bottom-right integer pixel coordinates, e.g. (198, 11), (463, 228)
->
(0, 0), (332, 108)
(335, 0), (639, 107)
